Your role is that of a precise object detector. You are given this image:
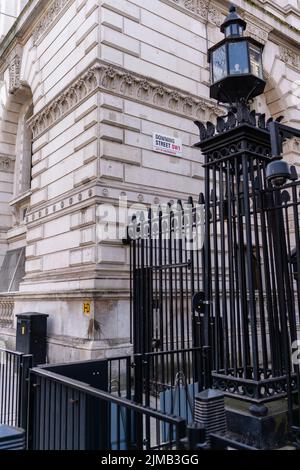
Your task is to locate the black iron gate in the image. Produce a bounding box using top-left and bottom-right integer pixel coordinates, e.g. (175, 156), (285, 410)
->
(128, 202), (206, 355)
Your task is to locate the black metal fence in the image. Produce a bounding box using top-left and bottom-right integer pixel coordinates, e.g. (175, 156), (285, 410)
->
(28, 366), (189, 450)
(0, 348), (32, 429)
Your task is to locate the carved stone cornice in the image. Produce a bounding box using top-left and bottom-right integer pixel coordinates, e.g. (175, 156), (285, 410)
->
(279, 46), (300, 70)
(0, 155), (14, 172)
(28, 60), (224, 140)
(33, 0), (72, 45)
(243, 14), (272, 44)
(283, 137), (300, 155)
(8, 54), (21, 94)
(167, 1), (272, 41)
(163, 0), (223, 25)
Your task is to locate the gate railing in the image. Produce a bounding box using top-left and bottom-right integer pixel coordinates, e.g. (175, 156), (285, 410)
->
(106, 347), (207, 420)
(127, 200), (205, 354)
(28, 367), (189, 450)
(0, 348), (32, 429)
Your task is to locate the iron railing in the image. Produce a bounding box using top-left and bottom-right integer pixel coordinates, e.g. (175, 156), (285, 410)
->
(128, 200), (205, 354)
(190, 106), (300, 416)
(208, 177), (300, 407)
(270, 180), (300, 433)
(106, 348), (207, 420)
(140, 347), (205, 415)
(28, 367), (188, 450)
(0, 348), (32, 429)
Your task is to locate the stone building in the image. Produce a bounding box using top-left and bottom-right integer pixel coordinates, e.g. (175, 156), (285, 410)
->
(0, 0), (299, 362)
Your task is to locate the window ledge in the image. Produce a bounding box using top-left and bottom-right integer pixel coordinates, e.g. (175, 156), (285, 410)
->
(6, 225), (27, 240)
(9, 190), (31, 207)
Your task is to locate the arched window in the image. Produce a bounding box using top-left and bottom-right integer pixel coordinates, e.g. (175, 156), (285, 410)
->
(13, 100), (33, 198)
(0, 95), (33, 293)
(11, 98), (33, 224)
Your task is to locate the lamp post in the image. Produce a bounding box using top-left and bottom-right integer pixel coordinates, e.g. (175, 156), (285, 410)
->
(194, 5), (300, 449)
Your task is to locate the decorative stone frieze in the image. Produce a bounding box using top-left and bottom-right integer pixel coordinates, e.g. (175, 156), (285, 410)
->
(28, 61), (224, 139)
(279, 46), (300, 69)
(244, 14), (271, 44)
(283, 137), (300, 154)
(8, 54), (21, 94)
(33, 0), (72, 44)
(0, 298), (14, 325)
(167, 0), (223, 25)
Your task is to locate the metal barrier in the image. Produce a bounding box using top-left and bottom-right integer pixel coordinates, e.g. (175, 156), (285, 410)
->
(0, 348), (32, 429)
(28, 367), (188, 450)
(140, 348), (204, 418)
(26, 348), (205, 450)
(106, 348), (205, 422)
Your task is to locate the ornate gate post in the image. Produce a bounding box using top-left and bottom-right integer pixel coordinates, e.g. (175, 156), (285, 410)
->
(194, 6), (299, 449)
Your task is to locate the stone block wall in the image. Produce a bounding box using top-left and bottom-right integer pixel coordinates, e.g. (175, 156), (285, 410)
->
(0, 0), (299, 361)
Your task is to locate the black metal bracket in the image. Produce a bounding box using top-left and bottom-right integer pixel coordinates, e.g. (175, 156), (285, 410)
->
(269, 121), (300, 158)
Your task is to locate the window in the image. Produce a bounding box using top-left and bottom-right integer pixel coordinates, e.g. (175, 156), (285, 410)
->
(11, 99), (33, 225)
(13, 102), (33, 198)
(0, 248), (25, 293)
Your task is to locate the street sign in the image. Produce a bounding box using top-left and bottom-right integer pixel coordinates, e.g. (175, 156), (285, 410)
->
(153, 133), (182, 157)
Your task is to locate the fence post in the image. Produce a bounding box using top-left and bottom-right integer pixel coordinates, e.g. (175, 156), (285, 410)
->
(187, 423), (207, 450)
(202, 346), (212, 389)
(176, 418), (187, 449)
(133, 354), (143, 449)
(133, 354), (143, 404)
(26, 370), (38, 450)
(18, 354), (33, 431)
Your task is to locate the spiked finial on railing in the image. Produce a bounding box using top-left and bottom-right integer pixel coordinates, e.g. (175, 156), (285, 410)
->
(194, 104), (279, 144)
(198, 193), (205, 205)
(188, 196), (194, 207)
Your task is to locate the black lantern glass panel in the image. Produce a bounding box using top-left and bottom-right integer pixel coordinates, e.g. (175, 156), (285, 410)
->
(212, 45), (227, 82)
(225, 24), (244, 38)
(249, 44), (263, 78)
(228, 42), (249, 75)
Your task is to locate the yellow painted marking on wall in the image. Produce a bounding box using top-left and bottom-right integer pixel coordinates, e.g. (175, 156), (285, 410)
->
(83, 302), (91, 316)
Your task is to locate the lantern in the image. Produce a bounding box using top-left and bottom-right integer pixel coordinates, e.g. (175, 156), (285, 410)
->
(208, 5), (265, 105)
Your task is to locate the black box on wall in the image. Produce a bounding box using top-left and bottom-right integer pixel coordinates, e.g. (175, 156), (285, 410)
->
(16, 313), (49, 366)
